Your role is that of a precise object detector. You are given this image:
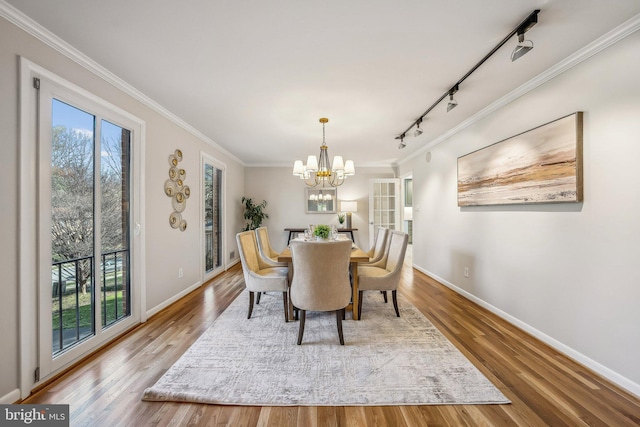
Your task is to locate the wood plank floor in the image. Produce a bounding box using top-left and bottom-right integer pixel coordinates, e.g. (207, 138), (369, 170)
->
(23, 248), (640, 426)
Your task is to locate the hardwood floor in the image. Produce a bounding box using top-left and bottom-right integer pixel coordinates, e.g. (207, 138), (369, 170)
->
(23, 248), (640, 426)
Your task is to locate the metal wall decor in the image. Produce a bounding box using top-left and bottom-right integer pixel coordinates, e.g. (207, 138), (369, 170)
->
(164, 149), (190, 231)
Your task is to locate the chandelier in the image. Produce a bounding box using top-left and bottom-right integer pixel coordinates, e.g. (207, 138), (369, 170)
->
(292, 118), (355, 187)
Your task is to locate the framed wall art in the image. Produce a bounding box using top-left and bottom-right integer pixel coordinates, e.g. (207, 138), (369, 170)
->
(305, 188), (337, 213)
(457, 112), (583, 207)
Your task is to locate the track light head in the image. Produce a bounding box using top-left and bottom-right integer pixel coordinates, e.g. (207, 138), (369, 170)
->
(398, 134), (406, 149)
(511, 33), (534, 61)
(414, 119), (423, 137)
(446, 86), (459, 112)
(447, 94), (458, 112)
(511, 11), (538, 62)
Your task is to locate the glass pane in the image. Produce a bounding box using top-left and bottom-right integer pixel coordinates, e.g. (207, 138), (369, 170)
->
(205, 163), (223, 273)
(404, 179), (413, 207)
(214, 168), (223, 268)
(100, 120), (131, 328)
(51, 99), (95, 355)
(204, 164), (214, 272)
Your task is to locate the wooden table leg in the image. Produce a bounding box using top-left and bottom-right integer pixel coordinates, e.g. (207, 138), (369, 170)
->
(351, 261), (359, 320)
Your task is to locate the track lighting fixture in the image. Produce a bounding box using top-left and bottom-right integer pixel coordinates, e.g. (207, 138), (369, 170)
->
(511, 12), (538, 61)
(398, 134), (406, 149)
(414, 119), (423, 137)
(446, 85), (459, 112)
(394, 9), (540, 149)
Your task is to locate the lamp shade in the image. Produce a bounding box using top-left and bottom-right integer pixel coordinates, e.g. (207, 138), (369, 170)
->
(344, 160), (355, 176)
(331, 156), (344, 171)
(340, 200), (357, 213)
(292, 160), (304, 176)
(306, 155), (318, 172)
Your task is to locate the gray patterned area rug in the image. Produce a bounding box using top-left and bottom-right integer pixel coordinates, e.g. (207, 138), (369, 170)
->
(142, 290), (509, 406)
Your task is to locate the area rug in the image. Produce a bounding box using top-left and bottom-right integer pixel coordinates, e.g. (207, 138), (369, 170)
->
(142, 290), (509, 406)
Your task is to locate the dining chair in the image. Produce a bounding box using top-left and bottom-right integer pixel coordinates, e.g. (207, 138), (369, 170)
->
(236, 230), (289, 322)
(357, 230), (409, 319)
(254, 227), (288, 304)
(362, 227), (389, 265)
(255, 226), (287, 267)
(290, 239), (352, 345)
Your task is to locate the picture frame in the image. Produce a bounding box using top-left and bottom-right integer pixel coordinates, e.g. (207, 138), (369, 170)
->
(457, 112), (583, 206)
(305, 188), (337, 213)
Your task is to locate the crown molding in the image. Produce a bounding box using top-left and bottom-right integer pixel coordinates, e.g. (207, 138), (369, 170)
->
(0, 0), (245, 166)
(398, 12), (640, 167)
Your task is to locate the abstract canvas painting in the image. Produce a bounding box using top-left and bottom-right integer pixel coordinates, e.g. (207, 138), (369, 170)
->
(457, 112), (583, 206)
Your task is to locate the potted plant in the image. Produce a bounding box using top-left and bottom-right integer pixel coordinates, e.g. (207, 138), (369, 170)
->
(337, 213), (345, 228)
(313, 224), (331, 241)
(241, 196), (269, 231)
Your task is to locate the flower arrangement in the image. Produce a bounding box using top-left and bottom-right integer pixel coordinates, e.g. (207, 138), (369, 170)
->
(313, 224), (331, 240)
(337, 213), (345, 227)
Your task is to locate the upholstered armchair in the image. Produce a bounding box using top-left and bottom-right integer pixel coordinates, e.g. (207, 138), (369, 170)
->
(362, 227), (389, 265)
(236, 230), (289, 322)
(255, 226), (287, 267)
(357, 230), (409, 319)
(289, 239), (352, 345)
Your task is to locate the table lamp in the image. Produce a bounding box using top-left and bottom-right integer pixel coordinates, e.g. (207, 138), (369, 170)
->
(340, 200), (357, 229)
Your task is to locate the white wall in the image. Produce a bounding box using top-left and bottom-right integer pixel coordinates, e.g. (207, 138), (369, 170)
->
(1, 15), (245, 401)
(398, 30), (640, 393)
(243, 167), (395, 251)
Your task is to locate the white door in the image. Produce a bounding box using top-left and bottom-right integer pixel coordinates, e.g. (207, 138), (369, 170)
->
(34, 73), (143, 383)
(202, 154), (226, 281)
(368, 178), (400, 247)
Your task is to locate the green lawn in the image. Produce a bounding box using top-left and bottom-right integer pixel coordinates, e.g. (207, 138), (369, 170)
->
(52, 290), (128, 330)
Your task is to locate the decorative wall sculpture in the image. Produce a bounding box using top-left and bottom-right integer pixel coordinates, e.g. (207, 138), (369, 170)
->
(164, 149), (190, 231)
(457, 112), (583, 206)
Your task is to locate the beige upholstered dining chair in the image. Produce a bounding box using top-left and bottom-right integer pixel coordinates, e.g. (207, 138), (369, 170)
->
(357, 230), (409, 319)
(255, 226), (287, 267)
(362, 227), (389, 265)
(236, 230), (289, 322)
(289, 239), (352, 345)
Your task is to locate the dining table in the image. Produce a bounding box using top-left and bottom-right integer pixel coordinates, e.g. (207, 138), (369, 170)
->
(277, 240), (369, 320)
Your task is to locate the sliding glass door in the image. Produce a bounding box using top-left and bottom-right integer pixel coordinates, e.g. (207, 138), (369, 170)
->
(35, 74), (141, 381)
(202, 155), (225, 279)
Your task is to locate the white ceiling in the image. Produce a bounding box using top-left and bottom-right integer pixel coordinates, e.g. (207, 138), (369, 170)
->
(6, 0), (640, 167)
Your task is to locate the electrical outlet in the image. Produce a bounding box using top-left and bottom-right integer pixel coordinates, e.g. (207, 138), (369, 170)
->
(230, 250), (235, 259)
(178, 268), (183, 278)
(464, 267), (469, 278)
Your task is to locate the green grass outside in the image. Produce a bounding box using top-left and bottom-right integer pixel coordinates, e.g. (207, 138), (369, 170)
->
(52, 290), (128, 330)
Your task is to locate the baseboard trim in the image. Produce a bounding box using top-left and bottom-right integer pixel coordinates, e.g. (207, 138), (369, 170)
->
(226, 258), (240, 269)
(412, 264), (640, 399)
(1, 389), (21, 404)
(146, 280), (202, 319)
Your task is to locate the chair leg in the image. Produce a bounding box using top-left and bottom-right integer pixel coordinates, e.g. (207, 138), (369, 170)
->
(358, 290), (363, 319)
(382, 290), (388, 303)
(256, 292), (261, 305)
(297, 310), (306, 345)
(247, 291), (255, 319)
(336, 309), (345, 345)
(282, 291), (289, 322)
(392, 290), (400, 317)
